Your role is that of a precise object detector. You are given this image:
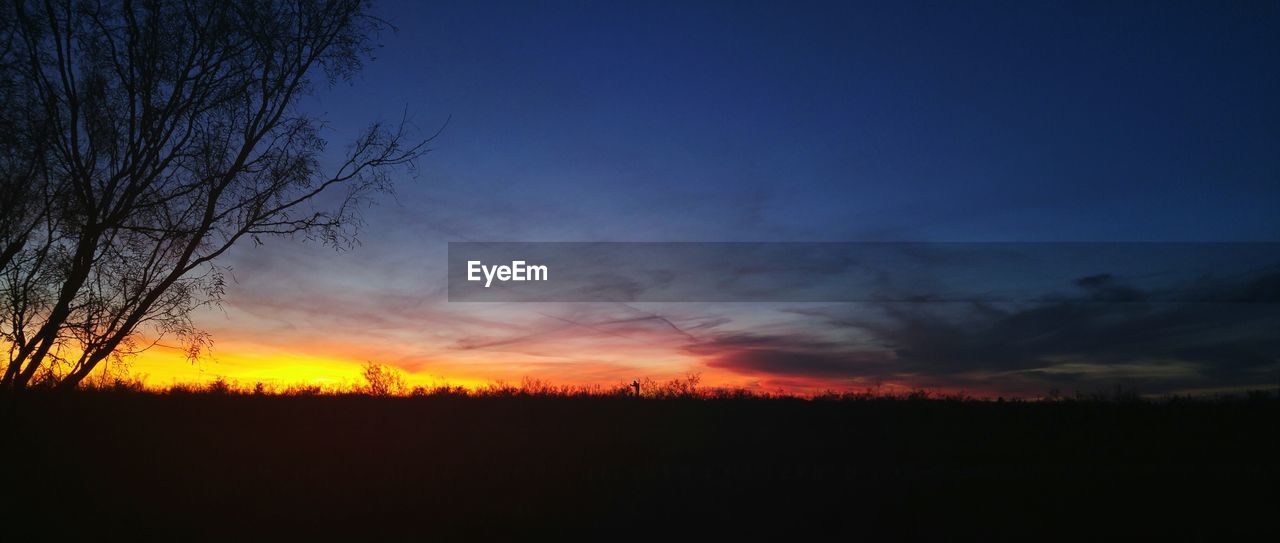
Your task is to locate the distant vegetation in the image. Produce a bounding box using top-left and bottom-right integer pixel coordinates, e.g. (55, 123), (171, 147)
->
(60, 362), (1279, 404)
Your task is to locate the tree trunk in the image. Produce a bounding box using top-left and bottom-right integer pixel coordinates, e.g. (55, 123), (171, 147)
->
(9, 229), (99, 388)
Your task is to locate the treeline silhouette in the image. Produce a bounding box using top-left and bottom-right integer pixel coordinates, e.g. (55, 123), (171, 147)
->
(71, 362), (1280, 403)
(75, 370), (1280, 404)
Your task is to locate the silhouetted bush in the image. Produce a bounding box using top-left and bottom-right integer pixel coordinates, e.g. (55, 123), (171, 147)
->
(360, 362), (406, 396)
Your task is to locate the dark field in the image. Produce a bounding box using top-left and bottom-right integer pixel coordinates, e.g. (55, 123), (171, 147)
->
(3, 391), (1278, 540)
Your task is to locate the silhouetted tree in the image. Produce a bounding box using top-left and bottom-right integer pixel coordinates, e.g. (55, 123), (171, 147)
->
(1, 0), (428, 389)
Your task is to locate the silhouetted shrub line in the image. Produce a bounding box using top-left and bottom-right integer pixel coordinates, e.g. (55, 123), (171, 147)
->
(56, 362), (1280, 403)
(6, 377), (1277, 405)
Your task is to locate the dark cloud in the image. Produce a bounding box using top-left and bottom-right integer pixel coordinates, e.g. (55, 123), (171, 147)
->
(691, 271), (1280, 394)
(687, 333), (891, 380)
(868, 271), (1280, 377)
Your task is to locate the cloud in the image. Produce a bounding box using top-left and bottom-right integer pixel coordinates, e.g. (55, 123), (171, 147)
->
(862, 271), (1280, 376)
(689, 270), (1280, 394)
(685, 333), (892, 382)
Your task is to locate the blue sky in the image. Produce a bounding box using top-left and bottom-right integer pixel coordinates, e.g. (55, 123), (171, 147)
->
(308, 0), (1280, 243)
(171, 0), (1280, 395)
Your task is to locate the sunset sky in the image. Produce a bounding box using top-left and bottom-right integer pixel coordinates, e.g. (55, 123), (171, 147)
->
(126, 0), (1280, 396)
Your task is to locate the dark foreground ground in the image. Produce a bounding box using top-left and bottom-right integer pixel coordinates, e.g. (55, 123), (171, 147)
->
(2, 391), (1278, 540)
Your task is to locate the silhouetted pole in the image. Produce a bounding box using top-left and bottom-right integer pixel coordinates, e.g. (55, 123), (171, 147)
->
(631, 380), (641, 397)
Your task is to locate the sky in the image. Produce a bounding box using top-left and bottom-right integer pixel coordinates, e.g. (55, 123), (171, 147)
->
(128, 0), (1280, 396)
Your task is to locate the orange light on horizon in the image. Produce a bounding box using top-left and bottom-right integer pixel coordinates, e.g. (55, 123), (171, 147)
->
(119, 342), (491, 391)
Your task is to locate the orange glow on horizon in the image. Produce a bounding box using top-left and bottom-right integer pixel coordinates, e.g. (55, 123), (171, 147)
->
(98, 338), (876, 395)
(122, 342), (493, 391)
(6, 333), (1037, 398)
